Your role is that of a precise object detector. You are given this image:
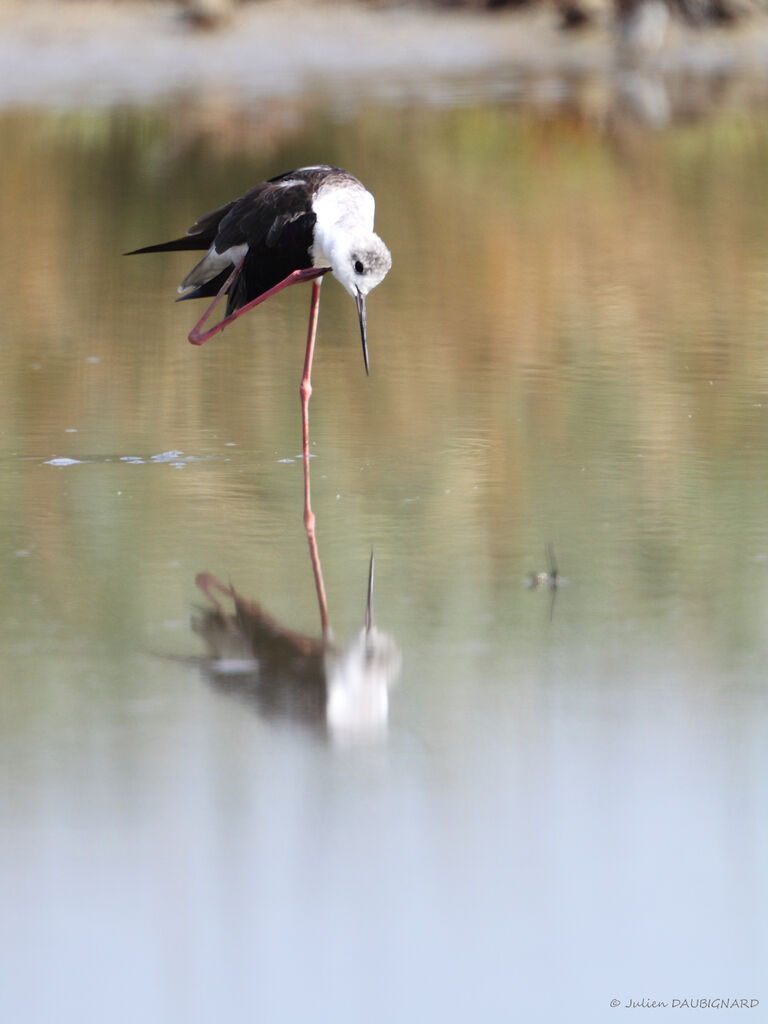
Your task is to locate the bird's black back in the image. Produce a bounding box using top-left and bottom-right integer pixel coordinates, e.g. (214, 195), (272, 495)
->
(128, 166), (356, 316)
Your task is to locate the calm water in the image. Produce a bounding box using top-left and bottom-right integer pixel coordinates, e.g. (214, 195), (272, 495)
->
(1, 89), (768, 1022)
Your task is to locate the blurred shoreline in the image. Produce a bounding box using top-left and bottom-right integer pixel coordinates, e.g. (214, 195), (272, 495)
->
(1, 0), (768, 115)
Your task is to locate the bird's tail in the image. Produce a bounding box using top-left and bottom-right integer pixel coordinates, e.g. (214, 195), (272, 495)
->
(124, 236), (211, 256)
(124, 199), (237, 257)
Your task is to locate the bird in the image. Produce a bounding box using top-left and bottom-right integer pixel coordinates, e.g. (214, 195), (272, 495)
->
(126, 165), (392, 454)
(192, 555), (401, 744)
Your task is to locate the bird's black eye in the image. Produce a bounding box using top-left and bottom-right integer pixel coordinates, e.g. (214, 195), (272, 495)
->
(354, 260), (365, 275)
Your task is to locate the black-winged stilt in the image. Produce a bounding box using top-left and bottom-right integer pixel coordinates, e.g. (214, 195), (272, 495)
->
(127, 165), (392, 455)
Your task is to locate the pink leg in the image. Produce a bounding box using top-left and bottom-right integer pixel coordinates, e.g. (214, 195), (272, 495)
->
(300, 279), (323, 461)
(186, 253), (245, 345)
(188, 264), (330, 346)
(301, 279), (329, 640)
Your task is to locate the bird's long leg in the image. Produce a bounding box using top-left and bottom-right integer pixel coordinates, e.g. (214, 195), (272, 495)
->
(188, 264), (330, 346)
(300, 278), (329, 640)
(300, 278), (323, 460)
(186, 253), (245, 344)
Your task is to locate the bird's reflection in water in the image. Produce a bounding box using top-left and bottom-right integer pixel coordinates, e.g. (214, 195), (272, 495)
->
(192, 555), (400, 745)
(190, 338), (399, 743)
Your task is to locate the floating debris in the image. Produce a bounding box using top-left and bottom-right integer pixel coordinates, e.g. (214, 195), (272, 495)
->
(526, 543), (562, 590)
(150, 450), (185, 462)
(526, 544), (565, 621)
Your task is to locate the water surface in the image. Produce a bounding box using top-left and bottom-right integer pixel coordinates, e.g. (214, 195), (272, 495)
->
(1, 93), (767, 1022)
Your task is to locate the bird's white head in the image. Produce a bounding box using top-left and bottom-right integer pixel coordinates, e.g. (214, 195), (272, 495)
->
(329, 232), (392, 375)
(331, 232), (392, 299)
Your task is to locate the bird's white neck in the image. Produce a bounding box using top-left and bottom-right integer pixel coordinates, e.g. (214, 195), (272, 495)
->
(311, 183), (376, 268)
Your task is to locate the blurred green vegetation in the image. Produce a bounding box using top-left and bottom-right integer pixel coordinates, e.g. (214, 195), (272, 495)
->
(1, 95), (768, 665)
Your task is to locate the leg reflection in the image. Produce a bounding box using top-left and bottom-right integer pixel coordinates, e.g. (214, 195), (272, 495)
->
(192, 455), (400, 743)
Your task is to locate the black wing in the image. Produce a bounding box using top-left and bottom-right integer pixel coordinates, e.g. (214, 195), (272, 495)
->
(201, 171), (327, 313)
(128, 166), (347, 315)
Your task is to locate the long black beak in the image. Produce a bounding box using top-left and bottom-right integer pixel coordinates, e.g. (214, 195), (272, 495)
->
(355, 288), (369, 376)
